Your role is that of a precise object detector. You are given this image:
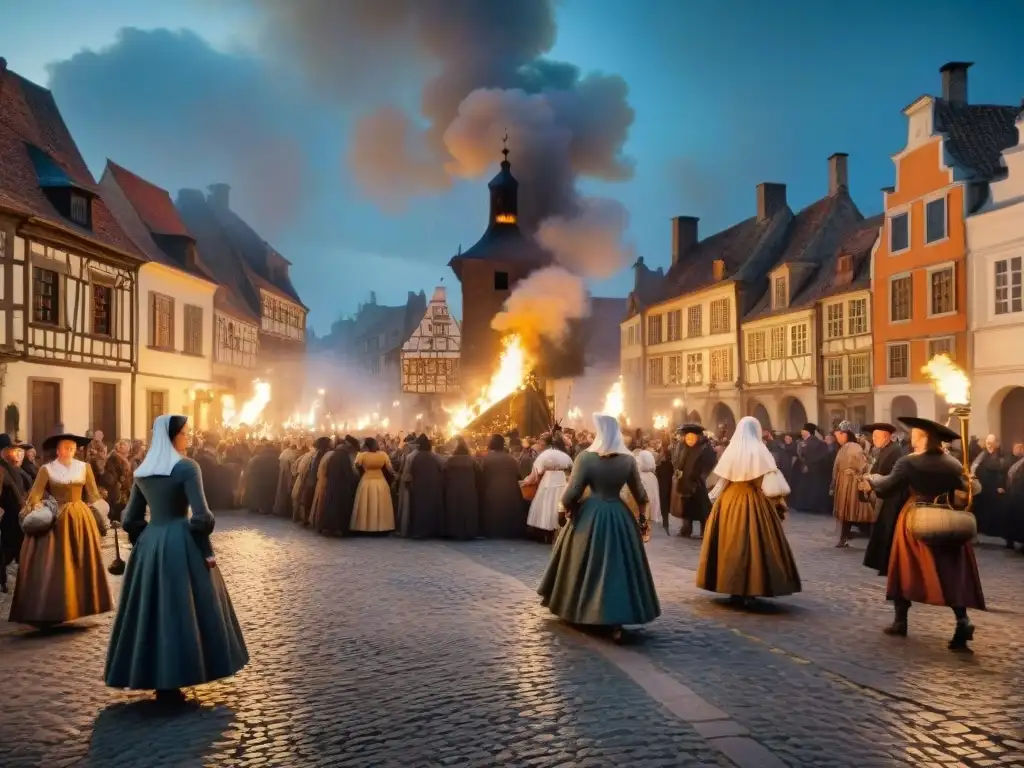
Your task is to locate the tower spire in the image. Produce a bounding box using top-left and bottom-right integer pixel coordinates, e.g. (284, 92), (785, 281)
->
(501, 129), (510, 169)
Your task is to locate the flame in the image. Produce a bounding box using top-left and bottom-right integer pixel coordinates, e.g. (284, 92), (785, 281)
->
(392, 400), (400, 408)
(221, 380), (272, 428)
(602, 376), (625, 419)
(922, 353), (970, 407)
(444, 334), (529, 432)
(566, 406), (583, 422)
(653, 413), (669, 430)
(672, 398), (683, 408)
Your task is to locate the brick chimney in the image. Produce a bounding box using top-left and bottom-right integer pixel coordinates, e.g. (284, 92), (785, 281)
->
(940, 62), (972, 108)
(207, 183), (230, 209)
(828, 153), (849, 195)
(756, 183), (787, 222)
(712, 259), (726, 281)
(671, 216), (699, 266)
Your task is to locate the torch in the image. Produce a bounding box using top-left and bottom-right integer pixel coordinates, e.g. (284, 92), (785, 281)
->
(921, 353), (974, 512)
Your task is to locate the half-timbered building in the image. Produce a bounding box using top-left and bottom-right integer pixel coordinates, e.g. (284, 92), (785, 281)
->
(99, 161), (222, 438)
(401, 284), (461, 403)
(0, 61), (143, 445)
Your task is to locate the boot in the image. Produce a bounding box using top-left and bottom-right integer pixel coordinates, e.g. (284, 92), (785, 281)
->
(884, 603), (908, 636)
(948, 618), (975, 651)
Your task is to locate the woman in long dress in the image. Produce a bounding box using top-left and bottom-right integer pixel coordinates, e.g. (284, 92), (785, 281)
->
(351, 438), (396, 534)
(696, 416), (802, 603)
(9, 430), (113, 627)
(538, 413), (660, 640)
(105, 415), (248, 702)
(831, 420), (877, 547)
(633, 443), (661, 529)
(524, 433), (574, 543)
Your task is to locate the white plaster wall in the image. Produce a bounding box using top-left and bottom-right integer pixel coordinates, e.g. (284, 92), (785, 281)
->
(873, 385), (941, 424)
(3, 360), (131, 443)
(134, 373), (215, 440)
(970, 371), (1024, 440)
(138, 262), (216, 383)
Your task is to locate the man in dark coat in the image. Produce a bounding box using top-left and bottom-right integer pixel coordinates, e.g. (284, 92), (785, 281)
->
(408, 434), (444, 539)
(442, 437), (481, 540)
(273, 442), (301, 518)
(970, 434), (1009, 539)
(1004, 443), (1024, 552)
(310, 436), (360, 536)
(243, 442), (281, 515)
(861, 423), (908, 576)
(479, 433), (525, 538)
(195, 434), (234, 510)
(0, 434), (32, 593)
(793, 423), (832, 514)
(672, 424), (717, 537)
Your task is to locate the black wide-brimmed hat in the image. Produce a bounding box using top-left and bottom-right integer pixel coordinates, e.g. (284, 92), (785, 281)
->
(803, 422), (819, 435)
(898, 416), (959, 444)
(0, 434), (13, 451)
(42, 430), (90, 451)
(676, 423), (704, 435)
(862, 422), (897, 434)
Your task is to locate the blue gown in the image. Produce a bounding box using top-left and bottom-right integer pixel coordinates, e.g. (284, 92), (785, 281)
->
(538, 451), (661, 627)
(105, 458), (248, 690)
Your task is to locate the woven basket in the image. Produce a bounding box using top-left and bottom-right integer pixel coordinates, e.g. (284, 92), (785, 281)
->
(520, 483), (537, 502)
(905, 502), (976, 546)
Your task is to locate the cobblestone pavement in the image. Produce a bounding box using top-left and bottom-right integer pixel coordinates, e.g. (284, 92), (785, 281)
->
(1, 510), (1022, 767)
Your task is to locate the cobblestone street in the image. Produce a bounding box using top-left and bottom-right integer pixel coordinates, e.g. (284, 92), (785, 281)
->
(1, 510), (1023, 767)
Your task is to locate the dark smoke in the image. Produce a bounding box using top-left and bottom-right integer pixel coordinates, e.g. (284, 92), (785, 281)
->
(251, 0), (635, 230)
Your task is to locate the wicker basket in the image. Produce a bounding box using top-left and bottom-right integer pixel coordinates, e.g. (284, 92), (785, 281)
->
(520, 482), (537, 502)
(905, 502), (976, 546)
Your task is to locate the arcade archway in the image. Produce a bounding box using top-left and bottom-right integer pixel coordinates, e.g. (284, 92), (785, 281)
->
(999, 386), (1024, 445)
(711, 402), (736, 437)
(891, 395), (917, 422)
(781, 396), (808, 433)
(686, 409), (702, 427)
(750, 401), (772, 430)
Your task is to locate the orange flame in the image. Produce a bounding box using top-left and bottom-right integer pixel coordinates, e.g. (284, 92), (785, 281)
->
(444, 334), (530, 432)
(602, 376), (625, 419)
(921, 353), (970, 407)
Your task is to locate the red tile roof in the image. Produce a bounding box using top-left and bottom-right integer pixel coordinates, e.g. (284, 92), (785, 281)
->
(0, 64), (141, 258)
(105, 161), (190, 236)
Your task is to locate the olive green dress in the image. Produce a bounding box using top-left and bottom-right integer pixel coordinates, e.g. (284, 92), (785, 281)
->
(538, 452), (660, 626)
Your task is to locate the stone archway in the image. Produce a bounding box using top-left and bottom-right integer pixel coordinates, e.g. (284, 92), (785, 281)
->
(891, 395), (917, 422)
(751, 402), (772, 430)
(686, 409), (702, 427)
(711, 402), (736, 437)
(999, 387), (1024, 445)
(780, 396), (808, 433)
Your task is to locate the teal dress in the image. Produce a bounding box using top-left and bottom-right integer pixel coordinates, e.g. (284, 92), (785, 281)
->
(105, 458), (249, 690)
(538, 452), (661, 626)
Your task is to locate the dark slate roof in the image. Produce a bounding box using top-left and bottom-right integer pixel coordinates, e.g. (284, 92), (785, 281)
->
(448, 222), (550, 280)
(584, 297), (627, 368)
(316, 292), (426, 355)
(0, 65), (141, 258)
(934, 99), (1020, 179)
(745, 214), (880, 321)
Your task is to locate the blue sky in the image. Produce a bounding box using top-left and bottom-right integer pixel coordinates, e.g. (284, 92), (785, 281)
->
(2, 1), (1023, 332)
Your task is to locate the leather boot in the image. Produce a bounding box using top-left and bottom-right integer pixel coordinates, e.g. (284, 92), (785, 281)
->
(948, 618), (975, 651)
(884, 603), (908, 636)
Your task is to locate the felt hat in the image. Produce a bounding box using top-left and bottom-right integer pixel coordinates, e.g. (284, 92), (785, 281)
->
(676, 423), (704, 435)
(862, 422), (897, 434)
(42, 424), (90, 451)
(803, 423), (819, 435)
(898, 416), (959, 444)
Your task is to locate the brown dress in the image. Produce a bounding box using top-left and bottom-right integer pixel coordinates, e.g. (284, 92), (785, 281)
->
(832, 441), (876, 524)
(9, 460), (113, 625)
(351, 451), (395, 532)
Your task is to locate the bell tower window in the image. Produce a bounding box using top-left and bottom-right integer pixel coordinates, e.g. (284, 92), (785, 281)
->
(494, 271), (509, 291)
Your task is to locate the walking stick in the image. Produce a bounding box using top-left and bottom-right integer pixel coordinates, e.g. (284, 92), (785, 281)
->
(108, 520), (126, 575)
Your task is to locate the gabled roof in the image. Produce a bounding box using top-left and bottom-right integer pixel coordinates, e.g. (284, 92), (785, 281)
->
(934, 100), (1020, 179)
(105, 161), (190, 236)
(0, 64), (140, 258)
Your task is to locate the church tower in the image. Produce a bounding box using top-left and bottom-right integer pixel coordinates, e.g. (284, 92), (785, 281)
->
(448, 138), (550, 393)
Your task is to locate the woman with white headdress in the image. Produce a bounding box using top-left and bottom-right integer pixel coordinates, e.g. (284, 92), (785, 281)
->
(538, 413), (660, 640)
(105, 415), (248, 703)
(696, 415), (802, 603)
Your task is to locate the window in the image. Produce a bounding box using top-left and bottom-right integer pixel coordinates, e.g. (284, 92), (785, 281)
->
(32, 267), (60, 325)
(647, 314), (663, 345)
(687, 306), (702, 337)
(826, 303), (844, 339)
(825, 358), (843, 393)
(929, 266), (954, 315)
(494, 271), (509, 291)
(626, 325), (638, 347)
(69, 194), (89, 226)
(887, 343), (910, 381)
(773, 275), (788, 309)
(667, 354), (682, 384)
(995, 257), (1023, 315)
(150, 292), (174, 349)
(710, 298), (730, 334)
(710, 348), (732, 383)
(770, 326), (786, 359)
(184, 305), (203, 355)
(925, 196), (947, 244)
(647, 357), (663, 386)
(747, 331), (767, 361)
(890, 275), (912, 322)
(91, 282), (113, 336)
(927, 336), (955, 360)
(147, 390), (166, 432)
(666, 310), (682, 341)
(889, 212), (909, 253)
(849, 354), (870, 389)
(686, 353), (703, 385)
(848, 298), (867, 335)
(790, 323), (808, 356)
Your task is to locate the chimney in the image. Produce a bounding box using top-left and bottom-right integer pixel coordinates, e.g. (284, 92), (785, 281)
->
(207, 183), (230, 209)
(712, 259), (726, 281)
(828, 153), (849, 195)
(670, 216), (699, 266)
(940, 62), (972, 108)
(756, 182), (787, 222)
(881, 186), (895, 195)
(369, 291), (377, 305)
(177, 188), (205, 206)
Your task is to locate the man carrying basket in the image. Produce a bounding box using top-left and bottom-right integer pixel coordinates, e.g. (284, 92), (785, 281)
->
(861, 416), (984, 652)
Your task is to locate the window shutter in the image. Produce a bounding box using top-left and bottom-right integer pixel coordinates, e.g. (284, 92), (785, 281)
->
(147, 291), (155, 347)
(170, 299), (176, 350)
(197, 306), (204, 355)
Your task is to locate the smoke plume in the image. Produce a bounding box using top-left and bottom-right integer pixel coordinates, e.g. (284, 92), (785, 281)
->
(491, 266), (589, 349)
(536, 197), (635, 280)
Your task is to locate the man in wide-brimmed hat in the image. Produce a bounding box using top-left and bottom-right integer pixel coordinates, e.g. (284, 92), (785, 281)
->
(860, 422), (907, 576)
(0, 433), (32, 592)
(671, 424), (716, 537)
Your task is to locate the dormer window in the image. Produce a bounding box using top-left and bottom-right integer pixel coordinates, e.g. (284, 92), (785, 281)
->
(495, 214), (516, 224)
(837, 255), (853, 274)
(712, 259), (726, 281)
(69, 194), (89, 226)
(773, 274), (788, 310)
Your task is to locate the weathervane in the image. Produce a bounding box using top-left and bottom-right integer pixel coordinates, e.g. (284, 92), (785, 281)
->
(502, 128), (509, 160)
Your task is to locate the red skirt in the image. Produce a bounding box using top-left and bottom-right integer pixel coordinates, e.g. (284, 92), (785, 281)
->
(886, 499), (986, 609)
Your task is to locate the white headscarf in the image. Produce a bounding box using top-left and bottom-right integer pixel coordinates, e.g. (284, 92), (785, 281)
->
(713, 415), (779, 482)
(586, 413), (631, 456)
(134, 414), (185, 478)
